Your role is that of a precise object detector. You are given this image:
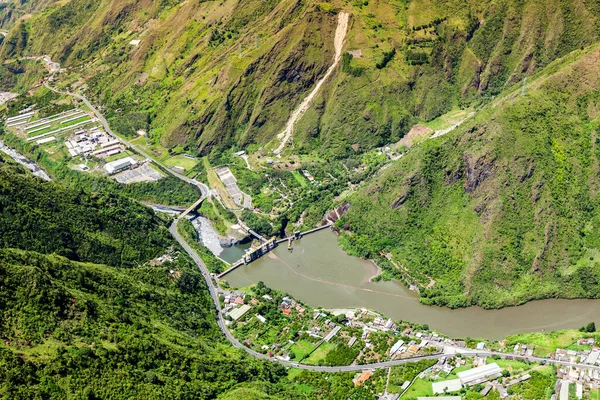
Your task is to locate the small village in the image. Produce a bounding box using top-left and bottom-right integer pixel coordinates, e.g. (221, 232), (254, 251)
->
(218, 281), (600, 399)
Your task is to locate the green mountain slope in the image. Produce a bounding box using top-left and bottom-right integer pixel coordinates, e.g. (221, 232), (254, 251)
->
(0, 159), (292, 398)
(1, 0), (599, 157)
(0, 248), (296, 398)
(0, 156), (171, 267)
(339, 44), (600, 308)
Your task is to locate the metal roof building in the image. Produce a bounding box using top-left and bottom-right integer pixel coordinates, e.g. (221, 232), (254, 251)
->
(587, 351), (600, 365)
(228, 304), (251, 321)
(104, 157), (137, 175)
(457, 363), (503, 386)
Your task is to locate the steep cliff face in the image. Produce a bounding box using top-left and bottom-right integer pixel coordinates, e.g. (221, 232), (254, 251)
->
(341, 44), (600, 308)
(1, 0), (599, 157)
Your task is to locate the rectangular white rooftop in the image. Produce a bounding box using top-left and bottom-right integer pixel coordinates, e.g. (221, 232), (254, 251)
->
(587, 351), (600, 365)
(559, 380), (569, 400)
(228, 304), (251, 321)
(457, 363), (502, 386)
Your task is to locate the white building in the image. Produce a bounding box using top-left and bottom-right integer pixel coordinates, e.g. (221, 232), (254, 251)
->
(587, 351), (600, 365)
(457, 363), (503, 386)
(559, 380), (569, 400)
(228, 304), (251, 321)
(104, 157), (137, 174)
(389, 340), (405, 356)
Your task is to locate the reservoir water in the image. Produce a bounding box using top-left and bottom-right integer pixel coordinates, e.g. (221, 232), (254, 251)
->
(224, 229), (600, 340)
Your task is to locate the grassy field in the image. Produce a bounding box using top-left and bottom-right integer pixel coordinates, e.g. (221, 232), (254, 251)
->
(505, 330), (595, 357)
(104, 150), (133, 163)
(163, 155), (199, 171)
(290, 340), (317, 361)
(291, 170), (308, 187)
(303, 341), (335, 364)
(401, 378), (433, 399)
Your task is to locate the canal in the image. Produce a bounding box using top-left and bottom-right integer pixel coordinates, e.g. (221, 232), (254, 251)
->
(224, 229), (600, 340)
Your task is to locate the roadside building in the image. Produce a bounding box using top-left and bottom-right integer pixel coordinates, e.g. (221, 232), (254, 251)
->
(587, 351), (600, 365)
(228, 304), (251, 321)
(104, 157), (137, 174)
(457, 363), (503, 386)
(390, 340), (405, 356)
(353, 370), (373, 386)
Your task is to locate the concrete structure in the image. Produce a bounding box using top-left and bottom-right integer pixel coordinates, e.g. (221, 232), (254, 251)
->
(228, 304), (251, 321)
(457, 363), (502, 386)
(242, 238), (277, 264)
(390, 340), (405, 356)
(104, 156), (138, 174)
(587, 351), (600, 365)
(432, 379), (462, 394)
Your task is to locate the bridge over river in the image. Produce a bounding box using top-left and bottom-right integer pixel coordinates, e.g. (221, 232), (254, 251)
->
(216, 223), (334, 278)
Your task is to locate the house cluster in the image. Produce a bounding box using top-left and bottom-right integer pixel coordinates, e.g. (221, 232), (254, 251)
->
(280, 296), (305, 316)
(512, 343), (535, 358)
(221, 290), (253, 322)
(64, 127), (122, 158)
(553, 361), (600, 400)
(542, 339), (600, 399)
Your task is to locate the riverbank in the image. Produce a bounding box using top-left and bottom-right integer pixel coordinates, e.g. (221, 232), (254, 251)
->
(223, 229), (600, 340)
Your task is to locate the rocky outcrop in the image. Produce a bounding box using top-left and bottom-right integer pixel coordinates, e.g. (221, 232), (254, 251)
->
(463, 153), (495, 193)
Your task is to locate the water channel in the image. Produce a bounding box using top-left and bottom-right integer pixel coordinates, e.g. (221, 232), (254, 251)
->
(223, 229), (600, 340)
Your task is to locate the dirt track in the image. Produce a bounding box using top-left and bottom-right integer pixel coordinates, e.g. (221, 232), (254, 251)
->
(274, 11), (349, 154)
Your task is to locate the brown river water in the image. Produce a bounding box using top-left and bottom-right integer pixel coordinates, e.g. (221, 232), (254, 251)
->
(223, 230), (600, 340)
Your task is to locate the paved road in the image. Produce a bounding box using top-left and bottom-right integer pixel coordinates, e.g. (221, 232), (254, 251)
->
(44, 80), (600, 375)
(169, 219), (600, 373)
(43, 83), (210, 197)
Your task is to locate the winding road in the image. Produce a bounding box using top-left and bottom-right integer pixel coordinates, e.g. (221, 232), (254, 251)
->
(170, 220), (600, 373)
(44, 83), (210, 197)
(41, 59), (600, 376)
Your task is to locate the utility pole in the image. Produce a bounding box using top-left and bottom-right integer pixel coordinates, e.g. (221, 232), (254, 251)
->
(522, 77), (527, 96)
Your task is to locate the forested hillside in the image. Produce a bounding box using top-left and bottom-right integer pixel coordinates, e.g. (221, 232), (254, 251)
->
(1, 0), (598, 157)
(0, 158), (380, 398)
(340, 44), (600, 309)
(0, 157), (171, 267)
